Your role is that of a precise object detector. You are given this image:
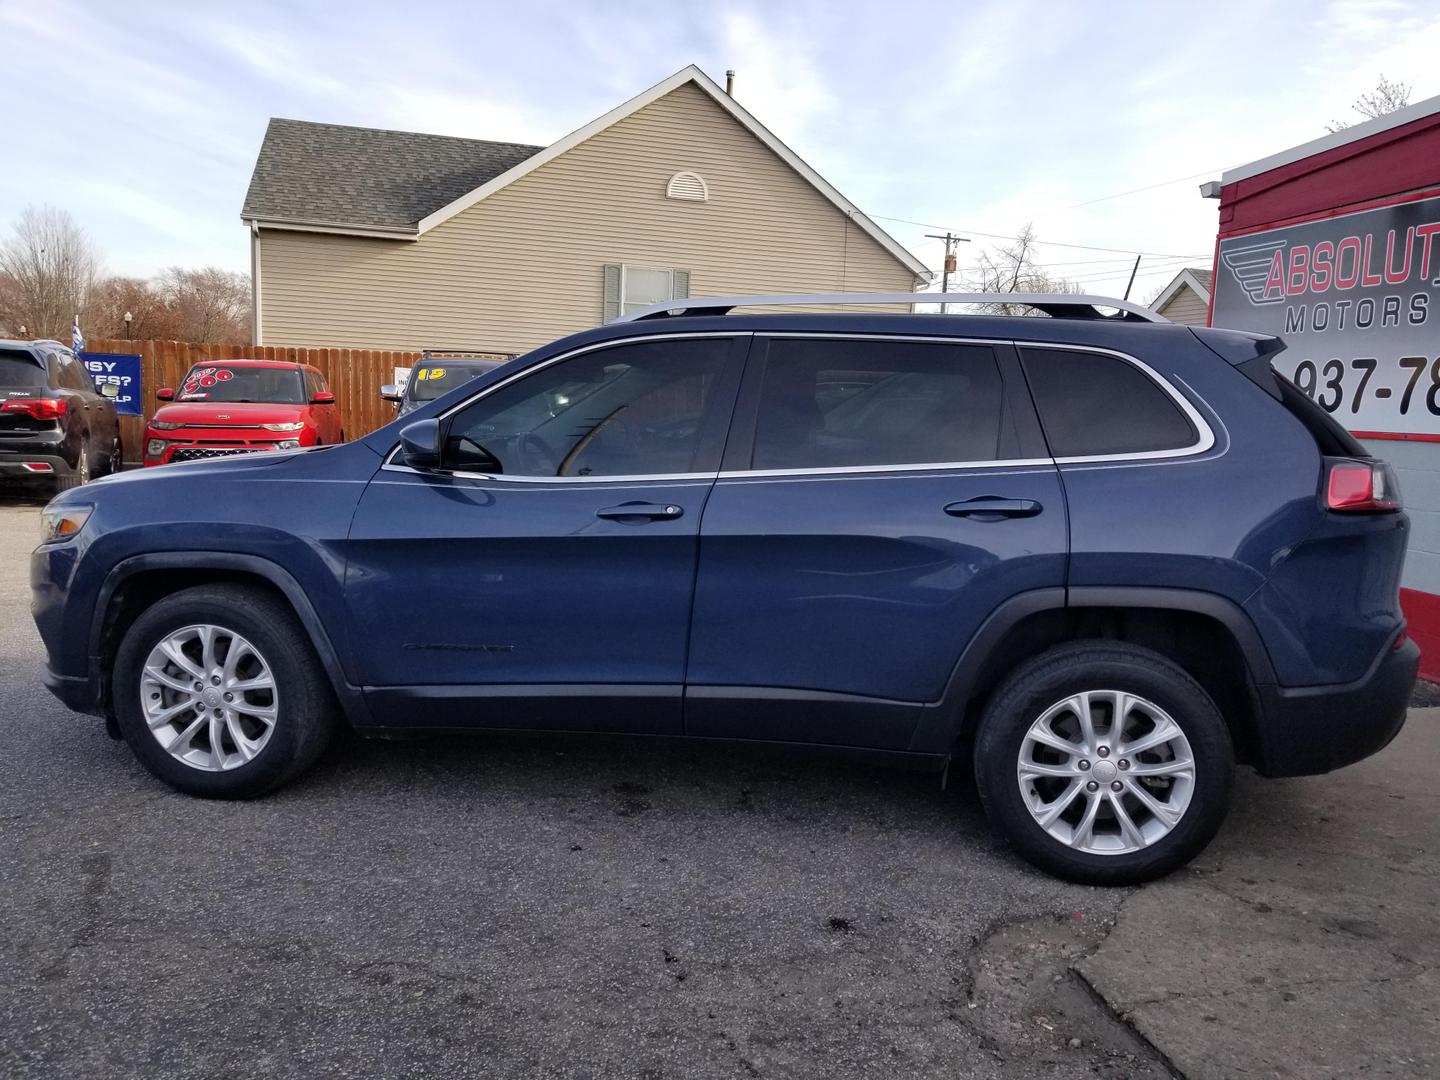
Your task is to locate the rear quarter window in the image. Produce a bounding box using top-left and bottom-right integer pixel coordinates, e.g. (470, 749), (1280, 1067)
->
(1021, 347), (1197, 458)
(0, 350), (48, 388)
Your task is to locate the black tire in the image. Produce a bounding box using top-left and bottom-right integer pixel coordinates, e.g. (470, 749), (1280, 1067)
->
(56, 442), (90, 490)
(101, 436), (122, 477)
(974, 642), (1233, 886)
(112, 584), (339, 798)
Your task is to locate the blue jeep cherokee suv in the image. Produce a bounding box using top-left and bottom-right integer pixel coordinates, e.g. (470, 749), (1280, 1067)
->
(30, 293), (1418, 884)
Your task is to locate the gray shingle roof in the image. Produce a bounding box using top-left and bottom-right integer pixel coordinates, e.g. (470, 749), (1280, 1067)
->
(1192, 268), (1214, 291)
(241, 118), (545, 232)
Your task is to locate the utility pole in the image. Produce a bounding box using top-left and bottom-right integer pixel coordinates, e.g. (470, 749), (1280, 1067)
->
(1122, 254), (1142, 300)
(925, 232), (971, 313)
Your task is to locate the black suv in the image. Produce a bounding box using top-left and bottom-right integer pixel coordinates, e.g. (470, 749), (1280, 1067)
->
(1, 339), (121, 490)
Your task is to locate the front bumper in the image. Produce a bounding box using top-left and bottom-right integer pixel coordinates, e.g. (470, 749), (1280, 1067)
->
(1253, 635), (1419, 777)
(144, 437), (302, 466)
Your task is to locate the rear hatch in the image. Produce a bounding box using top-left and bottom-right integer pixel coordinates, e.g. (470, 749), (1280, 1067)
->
(0, 349), (58, 435)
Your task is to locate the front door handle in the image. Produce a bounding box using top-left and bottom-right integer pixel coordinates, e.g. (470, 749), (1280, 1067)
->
(944, 497), (1043, 520)
(596, 502), (684, 523)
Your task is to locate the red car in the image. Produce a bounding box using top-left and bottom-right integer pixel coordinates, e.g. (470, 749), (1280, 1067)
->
(144, 360), (343, 466)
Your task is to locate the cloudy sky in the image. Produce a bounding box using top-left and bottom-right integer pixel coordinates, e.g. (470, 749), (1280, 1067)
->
(5, 0), (1437, 302)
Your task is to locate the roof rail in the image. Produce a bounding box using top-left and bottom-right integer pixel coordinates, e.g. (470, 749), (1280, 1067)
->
(617, 291), (1169, 324)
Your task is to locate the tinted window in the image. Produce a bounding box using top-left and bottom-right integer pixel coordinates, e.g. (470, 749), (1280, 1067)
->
(410, 361), (500, 402)
(0, 350), (48, 388)
(751, 338), (1005, 469)
(177, 365), (307, 403)
(1021, 348), (1196, 457)
(53, 353), (90, 392)
(445, 338), (733, 477)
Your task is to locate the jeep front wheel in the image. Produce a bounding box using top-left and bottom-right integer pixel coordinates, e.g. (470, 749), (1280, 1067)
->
(112, 584), (339, 798)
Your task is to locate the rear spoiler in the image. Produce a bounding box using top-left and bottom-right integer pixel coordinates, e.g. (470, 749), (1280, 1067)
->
(1189, 328), (1286, 401)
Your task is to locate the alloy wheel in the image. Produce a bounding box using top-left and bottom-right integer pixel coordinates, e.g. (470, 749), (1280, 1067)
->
(139, 624), (279, 771)
(1016, 689), (1195, 855)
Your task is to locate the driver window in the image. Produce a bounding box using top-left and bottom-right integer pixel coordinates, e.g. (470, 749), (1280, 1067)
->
(443, 338), (733, 478)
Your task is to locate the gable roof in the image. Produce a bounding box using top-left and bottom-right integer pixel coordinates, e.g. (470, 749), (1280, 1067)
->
(241, 65), (929, 279)
(242, 119), (543, 236)
(1153, 267), (1213, 312)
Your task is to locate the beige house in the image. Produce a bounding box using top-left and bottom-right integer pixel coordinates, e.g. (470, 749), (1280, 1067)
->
(242, 65), (929, 352)
(1151, 268), (1213, 326)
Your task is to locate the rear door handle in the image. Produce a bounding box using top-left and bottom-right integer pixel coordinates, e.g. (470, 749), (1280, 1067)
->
(596, 502), (684, 522)
(944, 497), (1043, 520)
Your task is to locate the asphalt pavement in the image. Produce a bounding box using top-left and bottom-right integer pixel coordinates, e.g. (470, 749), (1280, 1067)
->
(1, 493), (1435, 1079)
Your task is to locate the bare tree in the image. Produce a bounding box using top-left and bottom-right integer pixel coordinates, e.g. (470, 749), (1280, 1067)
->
(89, 276), (184, 341)
(0, 206), (101, 340)
(155, 266), (252, 344)
(1327, 75), (1412, 132)
(965, 224), (1080, 315)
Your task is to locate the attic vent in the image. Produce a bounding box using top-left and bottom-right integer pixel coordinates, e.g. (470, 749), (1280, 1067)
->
(666, 172), (708, 202)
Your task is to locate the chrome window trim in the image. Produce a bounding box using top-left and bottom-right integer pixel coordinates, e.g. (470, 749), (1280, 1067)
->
(717, 459), (1053, 480)
(378, 330), (1217, 484)
(379, 331), (745, 483)
(1017, 342), (1216, 464)
(379, 461), (717, 485)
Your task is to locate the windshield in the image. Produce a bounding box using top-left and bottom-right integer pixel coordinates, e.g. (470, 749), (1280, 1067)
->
(408, 361), (501, 402)
(0, 351), (47, 388)
(178, 365), (306, 403)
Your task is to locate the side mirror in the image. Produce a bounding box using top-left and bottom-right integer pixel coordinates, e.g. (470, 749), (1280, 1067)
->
(312, 390), (336, 405)
(156, 387), (175, 401)
(397, 419), (441, 469)
(379, 384), (403, 402)
(99, 383), (120, 399)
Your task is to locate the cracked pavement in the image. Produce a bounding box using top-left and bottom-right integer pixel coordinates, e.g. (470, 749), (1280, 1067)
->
(1078, 709), (1440, 1079)
(3, 496), (1437, 1078)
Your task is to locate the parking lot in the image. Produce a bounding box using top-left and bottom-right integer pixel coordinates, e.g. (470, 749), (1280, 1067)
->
(1, 493), (1436, 1080)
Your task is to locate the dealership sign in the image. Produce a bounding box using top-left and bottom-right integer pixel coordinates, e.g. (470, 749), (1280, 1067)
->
(1212, 194), (1440, 437)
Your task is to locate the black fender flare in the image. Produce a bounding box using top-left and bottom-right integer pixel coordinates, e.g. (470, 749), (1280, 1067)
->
(907, 586), (1277, 754)
(89, 551), (371, 724)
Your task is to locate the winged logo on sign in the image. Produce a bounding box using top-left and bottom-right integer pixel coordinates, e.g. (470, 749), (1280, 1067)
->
(1221, 239), (1286, 306)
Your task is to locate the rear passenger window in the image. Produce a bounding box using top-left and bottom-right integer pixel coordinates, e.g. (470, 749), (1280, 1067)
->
(751, 338), (1006, 469)
(1021, 348), (1196, 457)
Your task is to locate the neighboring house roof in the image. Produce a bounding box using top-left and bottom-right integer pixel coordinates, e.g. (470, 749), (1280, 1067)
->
(242, 120), (543, 236)
(1152, 267), (1213, 312)
(1218, 91), (1440, 187)
(241, 64), (929, 279)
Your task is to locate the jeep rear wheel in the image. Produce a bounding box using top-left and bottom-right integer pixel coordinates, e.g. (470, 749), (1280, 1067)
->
(112, 584), (339, 798)
(974, 642), (1233, 885)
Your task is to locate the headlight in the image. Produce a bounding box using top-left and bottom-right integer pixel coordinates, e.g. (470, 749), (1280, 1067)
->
(275, 439), (302, 450)
(150, 420), (182, 430)
(146, 439), (168, 458)
(261, 422), (306, 431)
(40, 507), (92, 544)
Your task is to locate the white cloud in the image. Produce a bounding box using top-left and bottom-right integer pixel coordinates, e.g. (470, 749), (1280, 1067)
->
(4, 0), (1438, 291)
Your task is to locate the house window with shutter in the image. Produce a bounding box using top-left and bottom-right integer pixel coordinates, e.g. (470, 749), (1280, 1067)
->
(602, 264), (691, 321)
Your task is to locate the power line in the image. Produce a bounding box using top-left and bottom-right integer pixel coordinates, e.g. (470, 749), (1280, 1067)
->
(987, 168), (1225, 226)
(872, 212), (1209, 259)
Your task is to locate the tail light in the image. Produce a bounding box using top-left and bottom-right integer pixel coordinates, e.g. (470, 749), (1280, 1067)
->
(1325, 458), (1402, 513)
(2, 397), (67, 421)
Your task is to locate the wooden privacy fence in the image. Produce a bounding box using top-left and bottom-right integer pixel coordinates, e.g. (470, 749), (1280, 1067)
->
(85, 339), (422, 462)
